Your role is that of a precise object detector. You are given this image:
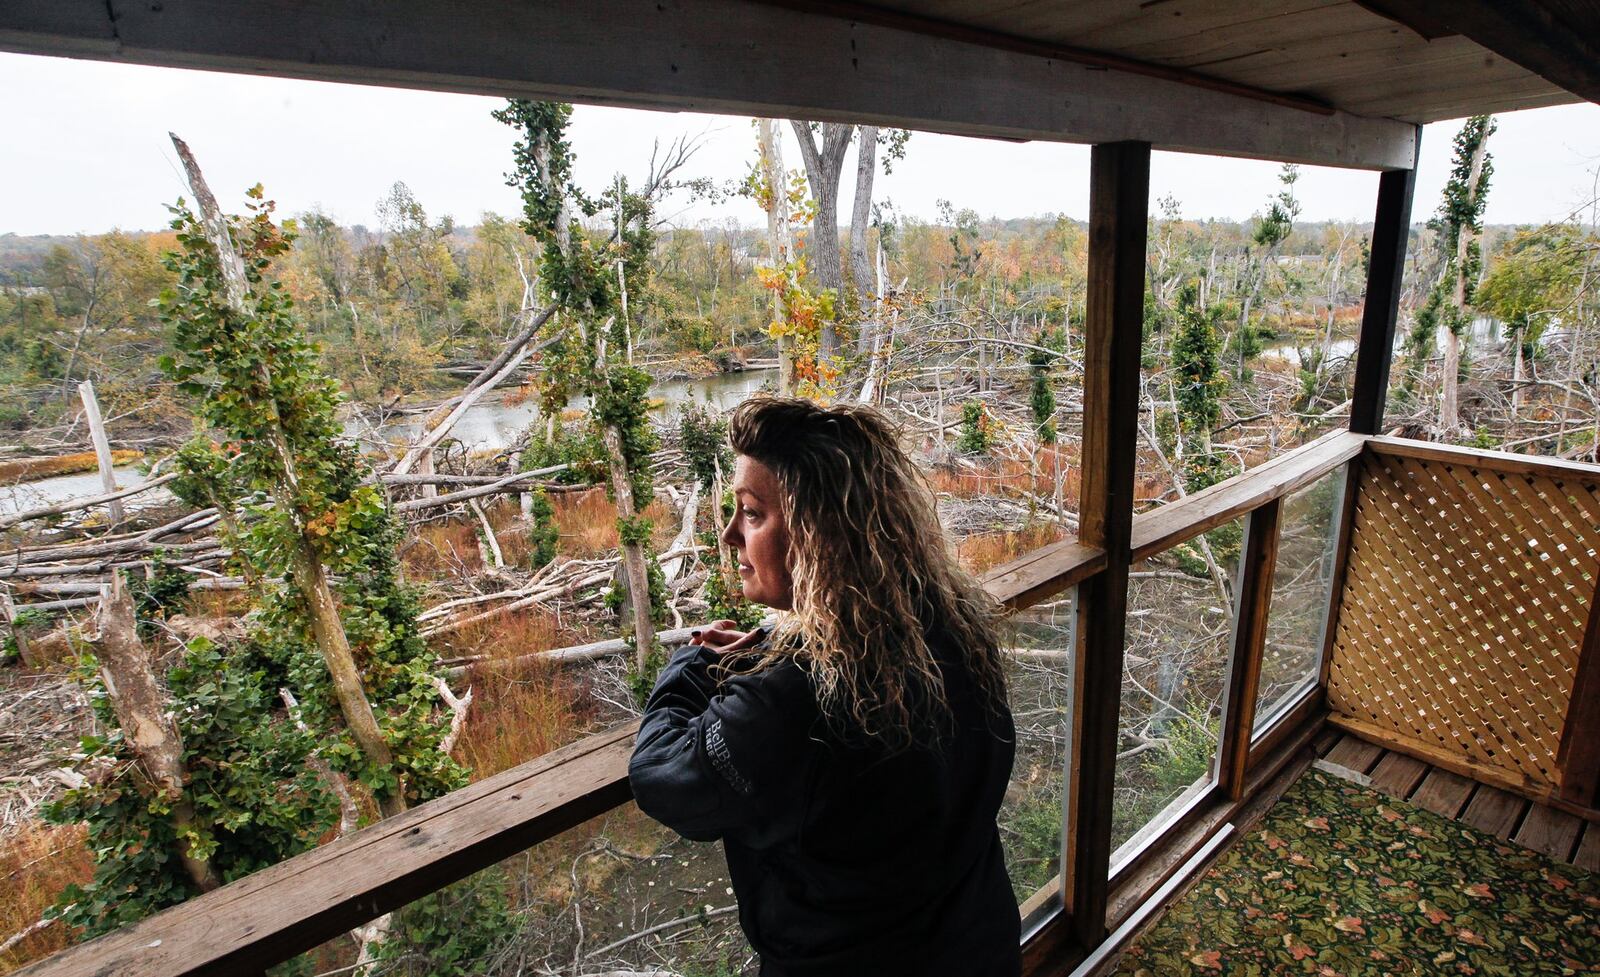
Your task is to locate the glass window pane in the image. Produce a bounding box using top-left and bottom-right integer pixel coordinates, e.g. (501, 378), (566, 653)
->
(272, 801), (752, 977)
(1253, 470), (1344, 736)
(1001, 590), (1074, 924)
(1109, 518), (1242, 866)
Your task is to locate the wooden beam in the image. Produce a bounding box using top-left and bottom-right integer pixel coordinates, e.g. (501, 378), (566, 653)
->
(1315, 459), (1362, 689)
(14, 727), (637, 977)
(0, 0), (1418, 170)
(1557, 572), (1600, 807)
(1217, 498), (1282, 800)
(1062, 140), (1150, 954)
(757, 0), (1336, 115)
(1356, 0), (1600, 104)
(1348, 139), (1421, 435)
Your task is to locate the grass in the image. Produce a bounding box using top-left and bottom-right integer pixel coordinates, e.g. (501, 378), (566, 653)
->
(401, 519), (485, 578)
(455, 657), (595, 779)
(550, 489), (676, 559)
(0, 822), (91, 974)
(927, 445), (1081, 505)
(437, 606), (602, 778)
(956, 522), (1068, 576)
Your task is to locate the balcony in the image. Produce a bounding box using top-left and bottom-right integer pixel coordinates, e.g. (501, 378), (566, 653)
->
(17, 431), (1597, 977)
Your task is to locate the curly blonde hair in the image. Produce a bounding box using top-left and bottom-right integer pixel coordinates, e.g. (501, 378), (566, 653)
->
(724, 396), (1008, 750)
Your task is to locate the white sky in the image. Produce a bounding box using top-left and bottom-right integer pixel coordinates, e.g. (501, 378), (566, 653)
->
(3, 52), (1598, 237)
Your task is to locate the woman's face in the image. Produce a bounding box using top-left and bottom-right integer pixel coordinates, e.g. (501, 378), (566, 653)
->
(721, 455), (793, 611)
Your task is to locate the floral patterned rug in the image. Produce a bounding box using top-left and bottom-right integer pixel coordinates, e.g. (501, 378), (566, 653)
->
(1110, 768), (1600, 976)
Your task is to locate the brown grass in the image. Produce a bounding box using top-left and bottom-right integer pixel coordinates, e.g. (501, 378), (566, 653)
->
(0, 450), (143, 484)
(400, 519), (484, 579)
(956, 522), (1068, 576)
(551, 489), (676, 559)
(454, 657), (595, 779)
(926, 446), (1082, 507)
(444, 608), (601, 779)
(0, 822), (91, 974)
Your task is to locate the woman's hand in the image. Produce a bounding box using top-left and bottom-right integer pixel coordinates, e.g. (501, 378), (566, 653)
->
(691, 619), (764, 652)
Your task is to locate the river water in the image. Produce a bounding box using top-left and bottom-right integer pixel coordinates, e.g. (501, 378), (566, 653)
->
(2, 369), (778, 516)
(363, 368), (777, 453)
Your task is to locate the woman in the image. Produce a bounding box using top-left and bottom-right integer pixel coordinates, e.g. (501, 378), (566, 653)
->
(629, 396), (1020, 977)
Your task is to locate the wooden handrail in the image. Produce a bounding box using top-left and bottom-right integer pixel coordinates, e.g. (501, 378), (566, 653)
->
(18, 432), (1372, 977)
(16, 729), (637, 977)
(1131, 429), (1365, 563)
(1366, 434), (1600, 480)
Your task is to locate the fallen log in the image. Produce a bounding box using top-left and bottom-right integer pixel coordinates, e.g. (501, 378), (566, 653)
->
(0, 473), (181, 530)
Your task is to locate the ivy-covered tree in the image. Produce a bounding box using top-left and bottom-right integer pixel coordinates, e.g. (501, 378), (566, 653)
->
(494, 100), (665, 670)
(1170, 283), (1229, 492)
(1411, 115), (1495, 433)
(158, 140), (465, 822)
(1234, 164), (1302, 379)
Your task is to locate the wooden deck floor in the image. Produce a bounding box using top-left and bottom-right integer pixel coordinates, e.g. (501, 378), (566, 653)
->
(1311, 727), (1600, 871)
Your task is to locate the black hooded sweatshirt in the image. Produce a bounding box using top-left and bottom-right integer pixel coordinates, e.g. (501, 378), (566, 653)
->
(628, 636), (1021, 977)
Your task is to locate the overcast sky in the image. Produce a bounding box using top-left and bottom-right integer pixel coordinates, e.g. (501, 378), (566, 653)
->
(4, 52), (1598, 237)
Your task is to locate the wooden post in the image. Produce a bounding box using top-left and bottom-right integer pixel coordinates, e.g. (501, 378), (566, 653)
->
(1348, 130), (1421, 436)
(1556, 578), (1600, 807)
(1063, 140), (1150, 951)
(77, 380), (123, 525)
(1216, 498), (1281, 799)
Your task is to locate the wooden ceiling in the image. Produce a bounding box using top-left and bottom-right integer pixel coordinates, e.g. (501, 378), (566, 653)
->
(4, 0), (1595, 169)
(808, 0), (1598, 123)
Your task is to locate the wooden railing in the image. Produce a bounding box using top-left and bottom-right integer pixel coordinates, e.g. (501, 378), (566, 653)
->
(20, 431), (1599, 977)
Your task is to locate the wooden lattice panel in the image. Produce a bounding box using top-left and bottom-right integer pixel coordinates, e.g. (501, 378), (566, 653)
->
(1328, 450), (1600, 794)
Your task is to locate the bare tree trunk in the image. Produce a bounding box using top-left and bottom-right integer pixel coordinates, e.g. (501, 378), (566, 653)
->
(602, 425), (656, 670)
(790, 121), (854, 363)
(1511, 333), (1525, 414)
(171, 133), (407, 819)
(1441, 131), (1491, 434)
(96, 573), (221, 891)
(78, 380), (123, 525)
(756, 120), (795, 395)
(849, 126), (879, 353)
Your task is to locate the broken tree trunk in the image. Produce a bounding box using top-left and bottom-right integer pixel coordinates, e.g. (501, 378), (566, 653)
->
(171, 132), (407, 819)
(96, 573), (221, 892)
(78, 381), (123, 525)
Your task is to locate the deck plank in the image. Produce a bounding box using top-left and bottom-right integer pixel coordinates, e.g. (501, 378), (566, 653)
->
(1461, 786), (1528, 840)
(1575, 825), (1600, 872)
(1513, 804), (1584, 862)
(1410, 769), (1476, 819)
(1323, 735), (1384, 774)
(1368, 753), (1428, 798)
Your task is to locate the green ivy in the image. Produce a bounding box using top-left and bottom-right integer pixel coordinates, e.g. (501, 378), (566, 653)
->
(47, 638), (334, 937)
(158, 188), (466, 810)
